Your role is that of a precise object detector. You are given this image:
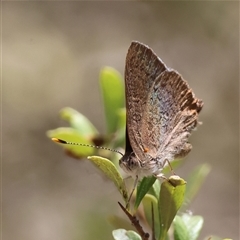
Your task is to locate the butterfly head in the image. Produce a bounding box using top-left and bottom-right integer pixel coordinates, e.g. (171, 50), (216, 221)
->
(119, 151), (141, 176)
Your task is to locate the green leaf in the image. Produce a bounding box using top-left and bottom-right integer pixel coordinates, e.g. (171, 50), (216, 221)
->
(174, 214), (203, 240)
(99, 67), (124, 134)
(134, 176), (156, 210)
(159, 176), (186, 240)
(185, 164), (211, 205)
(148, 178), (161, 199)
(182, 214), (203, 240)
(117, 108), (126, 129)
(59, 107), (98, 137)
(113, 108), (126, 148)
(87, 156), (128, 203)
(142, 194), (160, 239)
(112, 229), (142, 240)
(126, 231), (142, 240)
(173, 215), (188, 240)
(47, 127), (94, 157)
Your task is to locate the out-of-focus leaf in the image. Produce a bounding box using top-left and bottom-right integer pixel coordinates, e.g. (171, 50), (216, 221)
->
(112, 229), (142, 240)
(88, 156), (128, 203)
(60, 107), (98, 137)
(125, 231), (142, 240)
(148, 179), (161, 199)
(113, 108), (126, 148)
(185, 163), (211, 205)
(116, 108), (126, 129)
(173, 215), (189, 240)
(174, 214), (203, 240)
(47, 127), (94, 156)
(159, 176), (186, 240)
(142, 194), (160, 239)
(100, 67), (124, 134)
(134, 176), (156, 210)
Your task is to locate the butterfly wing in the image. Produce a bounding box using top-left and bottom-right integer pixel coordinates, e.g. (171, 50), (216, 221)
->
(140, 70), (203, 161)
(125, 41), (167, 160)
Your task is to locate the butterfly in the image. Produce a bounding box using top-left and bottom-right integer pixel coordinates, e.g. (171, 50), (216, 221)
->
(119, 41), (203, 180)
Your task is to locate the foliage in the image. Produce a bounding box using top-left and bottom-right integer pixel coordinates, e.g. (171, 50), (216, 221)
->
(47, 67), (229, 240)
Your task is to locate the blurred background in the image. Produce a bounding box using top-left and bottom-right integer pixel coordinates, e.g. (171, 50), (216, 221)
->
(2, 2), (239, 240)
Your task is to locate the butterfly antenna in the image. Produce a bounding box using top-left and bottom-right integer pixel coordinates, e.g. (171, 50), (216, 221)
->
(51, 138), (124, 156)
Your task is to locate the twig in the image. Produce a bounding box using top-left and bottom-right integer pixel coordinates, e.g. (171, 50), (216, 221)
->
(118, 202), (149, 240)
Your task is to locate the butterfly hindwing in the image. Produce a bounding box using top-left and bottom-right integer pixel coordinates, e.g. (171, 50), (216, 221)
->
(140, 70), (203, 161)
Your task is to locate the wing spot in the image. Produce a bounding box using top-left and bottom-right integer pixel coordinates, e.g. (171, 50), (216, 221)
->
(143, 147), (149, 153)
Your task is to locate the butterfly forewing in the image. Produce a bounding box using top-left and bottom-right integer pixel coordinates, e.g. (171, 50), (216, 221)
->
(125, 41), (167, 160)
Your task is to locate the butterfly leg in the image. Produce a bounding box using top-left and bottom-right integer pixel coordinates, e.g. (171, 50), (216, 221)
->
(154, 159), (176, 180)
(126, 175), (139, 209)
(166, 159), (176, 176)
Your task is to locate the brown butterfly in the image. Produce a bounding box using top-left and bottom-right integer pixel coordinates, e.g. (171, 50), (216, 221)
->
(119, 41), (203, 179)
